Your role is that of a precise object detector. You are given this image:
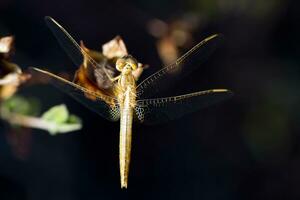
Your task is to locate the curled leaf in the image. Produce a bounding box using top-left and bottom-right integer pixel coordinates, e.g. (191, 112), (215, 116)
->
(41, 104), (69, 124)
(41, 104), (82, 135)
(0, 36), (14, 58)
(102, 36), (128, 59)
(0, 36), (30, 100)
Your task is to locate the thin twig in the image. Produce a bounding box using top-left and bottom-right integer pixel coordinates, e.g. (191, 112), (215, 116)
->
(0, 108), (81, 135)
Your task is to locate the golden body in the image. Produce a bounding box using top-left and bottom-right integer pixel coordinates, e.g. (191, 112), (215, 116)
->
(113, 56), (138, 188)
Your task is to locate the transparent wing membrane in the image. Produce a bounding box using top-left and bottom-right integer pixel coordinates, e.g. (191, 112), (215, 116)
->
(31, 67), (120, 122)
(45, 16), (113, 87)
(137, 34), (222, 98)
(135, 89), (233, 125)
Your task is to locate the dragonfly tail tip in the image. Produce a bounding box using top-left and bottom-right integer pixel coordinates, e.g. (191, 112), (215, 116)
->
(121, 183), (128, 189)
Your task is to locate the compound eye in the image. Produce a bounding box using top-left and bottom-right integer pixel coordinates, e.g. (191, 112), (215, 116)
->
(126, 58), (138, 70)
(116, 58), (126, 71)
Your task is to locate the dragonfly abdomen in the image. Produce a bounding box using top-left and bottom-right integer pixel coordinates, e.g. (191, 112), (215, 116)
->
(119, 87), (135, 188)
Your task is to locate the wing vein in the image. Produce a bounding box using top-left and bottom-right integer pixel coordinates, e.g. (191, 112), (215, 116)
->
(45, 17), (113, 84)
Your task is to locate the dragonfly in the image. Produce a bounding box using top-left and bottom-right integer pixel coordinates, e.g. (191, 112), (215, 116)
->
(32, 16), (233, 189)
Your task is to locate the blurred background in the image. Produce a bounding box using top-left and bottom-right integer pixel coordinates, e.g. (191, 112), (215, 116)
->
(0, 0), (299, 199)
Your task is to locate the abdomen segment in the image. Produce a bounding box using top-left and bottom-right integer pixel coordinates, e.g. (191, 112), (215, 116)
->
(119, 89), (134, 188)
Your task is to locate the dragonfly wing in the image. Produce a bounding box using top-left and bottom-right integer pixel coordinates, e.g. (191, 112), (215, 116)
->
(135, 89), (233, 125)
(31, 67), (120, 122)
(45, 16), (114, 89)
(136, 34), (222, 98)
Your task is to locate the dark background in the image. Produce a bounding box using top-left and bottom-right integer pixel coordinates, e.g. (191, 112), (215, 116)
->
(0, 0), (300, 199)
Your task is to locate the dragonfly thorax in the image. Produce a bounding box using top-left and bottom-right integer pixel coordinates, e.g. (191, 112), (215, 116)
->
(118, 72), (136, 90)
(114, 55), (137, 101)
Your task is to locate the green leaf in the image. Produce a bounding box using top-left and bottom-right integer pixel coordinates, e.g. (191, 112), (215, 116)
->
(2, 95), (40, 116)
(67, 114), (81, 124)
(41, 104), (69, 124)
(41, 104), (82, 135)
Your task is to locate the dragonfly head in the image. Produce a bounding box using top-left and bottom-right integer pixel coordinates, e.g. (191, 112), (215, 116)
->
(116, 55), (138, 74)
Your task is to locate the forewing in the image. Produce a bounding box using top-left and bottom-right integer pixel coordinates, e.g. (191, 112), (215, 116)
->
(31, 67), (120, 122)
(137, 34), (222, 98)
(45, 16), (114, 89)
(135, 89), (232, 125)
